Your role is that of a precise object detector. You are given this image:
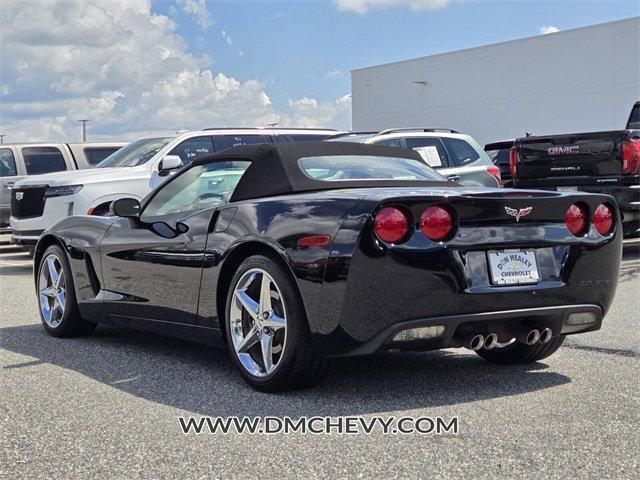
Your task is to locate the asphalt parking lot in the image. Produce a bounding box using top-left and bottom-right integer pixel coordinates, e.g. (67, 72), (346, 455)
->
(1, 236), (638, 479)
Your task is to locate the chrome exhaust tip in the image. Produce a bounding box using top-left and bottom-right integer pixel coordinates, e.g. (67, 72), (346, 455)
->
(467, 334), (485, 351)
(483, 333), (498, 350)
(517, 329), (540, 346)
(539, 328), (553, 344)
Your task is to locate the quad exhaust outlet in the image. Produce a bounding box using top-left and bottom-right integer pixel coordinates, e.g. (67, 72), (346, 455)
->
(459, 328), (552, 350)
(539, 327), (553, 344)
(483, 333), (498, 350)
(517, 328), (540, 346)
(461, 333), (485, 351)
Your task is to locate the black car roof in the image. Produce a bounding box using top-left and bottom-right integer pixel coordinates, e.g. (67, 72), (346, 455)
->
(193, 141), (449, 202)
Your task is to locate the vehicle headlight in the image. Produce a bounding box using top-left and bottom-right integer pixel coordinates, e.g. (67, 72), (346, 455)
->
(44, 185), (83, 197)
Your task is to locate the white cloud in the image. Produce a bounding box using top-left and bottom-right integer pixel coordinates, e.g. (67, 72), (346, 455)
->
(177, 0), (213, 29)
(221, 30), (233, 46)
(280, 95), (352, 129)
(0, 0), (349, 142)
(538, 25), (560, 35)
(334, 0), (461, 14)
(323, 69), (343, 81)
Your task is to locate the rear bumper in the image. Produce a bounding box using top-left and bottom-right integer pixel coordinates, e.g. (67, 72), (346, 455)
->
(10, 229), (43, 246)
(309, 219), (622, 356)
(340, 304), (603, 356)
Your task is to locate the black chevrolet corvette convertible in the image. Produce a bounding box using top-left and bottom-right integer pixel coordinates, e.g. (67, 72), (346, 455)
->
(33, 142), (622, 391)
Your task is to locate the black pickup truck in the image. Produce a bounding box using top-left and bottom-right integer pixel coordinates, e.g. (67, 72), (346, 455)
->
(510, 101), (640, 236)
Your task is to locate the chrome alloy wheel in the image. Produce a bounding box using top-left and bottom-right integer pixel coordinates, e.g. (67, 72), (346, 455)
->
(229, 268), (287, 377)
(38, 254), (67, 328)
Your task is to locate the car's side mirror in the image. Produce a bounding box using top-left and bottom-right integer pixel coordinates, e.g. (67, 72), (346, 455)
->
(158, 155), (182, 176)
(112, 198), (141, 218)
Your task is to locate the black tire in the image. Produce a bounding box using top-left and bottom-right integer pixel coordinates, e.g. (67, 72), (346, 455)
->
(475, 335), (566, 364)
(224, 253), (330, 392)
(36, 245), (97, 338)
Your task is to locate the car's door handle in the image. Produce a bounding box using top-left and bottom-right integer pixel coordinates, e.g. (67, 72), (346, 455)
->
(447, 175), (461, 183)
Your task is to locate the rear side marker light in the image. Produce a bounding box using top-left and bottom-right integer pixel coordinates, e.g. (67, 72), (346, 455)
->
(374, 206), (410, 244)
(509, 147), (518, 178)
(486, 165), (501, 185)
(420, 205), (454, 242)
(392, 325), (446, 342)
(565, 203), (588, 236)
(297, 235), (331, 247)
(593, 203), (613, 236)
(622, 140), (640, 175)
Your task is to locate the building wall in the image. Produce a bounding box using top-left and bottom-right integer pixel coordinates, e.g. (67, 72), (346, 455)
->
(351, 17), (640, 146)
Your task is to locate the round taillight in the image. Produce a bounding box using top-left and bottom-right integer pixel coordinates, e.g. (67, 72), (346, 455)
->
(374, 206), (410, 243)
(593, 203), (613, 235)
(565, 203), (588, 236)
(420, 205), (454, 241)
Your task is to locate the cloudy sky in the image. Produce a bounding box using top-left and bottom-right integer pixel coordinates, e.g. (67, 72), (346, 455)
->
(0, 0), (636, 142)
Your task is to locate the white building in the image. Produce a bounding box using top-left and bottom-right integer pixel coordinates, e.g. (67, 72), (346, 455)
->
(351, 17), (640, 146)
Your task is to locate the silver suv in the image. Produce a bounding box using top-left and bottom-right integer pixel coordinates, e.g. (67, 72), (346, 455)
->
(326, 128), (501, 187)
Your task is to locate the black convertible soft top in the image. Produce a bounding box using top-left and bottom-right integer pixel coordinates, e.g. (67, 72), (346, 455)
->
(193, 141), (450, 202)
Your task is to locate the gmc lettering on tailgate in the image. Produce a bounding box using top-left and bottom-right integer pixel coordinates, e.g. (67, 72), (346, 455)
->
(548, 146), (579, 155)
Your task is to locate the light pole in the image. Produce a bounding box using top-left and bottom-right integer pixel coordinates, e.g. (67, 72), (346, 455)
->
(78, 119), (90, 142)
(0, 135), (5, 144)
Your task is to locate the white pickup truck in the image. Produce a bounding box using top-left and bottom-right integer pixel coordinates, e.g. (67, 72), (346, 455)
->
(9, 128), (338, 252)
(0, 142), (125, 233)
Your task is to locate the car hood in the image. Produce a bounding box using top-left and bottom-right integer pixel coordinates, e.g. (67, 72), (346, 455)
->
(14, 167), (149, 187)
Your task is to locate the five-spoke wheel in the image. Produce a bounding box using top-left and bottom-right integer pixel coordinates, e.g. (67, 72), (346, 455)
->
(38, 253), (67, 328)
(229, 268), (288, 376)
(225, 254), (329, 391)
(36, 244), (96, 337)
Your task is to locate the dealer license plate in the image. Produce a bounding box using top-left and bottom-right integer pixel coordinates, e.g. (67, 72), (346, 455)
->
(556, 186), (578, 192)
(487, 249), (540, 286)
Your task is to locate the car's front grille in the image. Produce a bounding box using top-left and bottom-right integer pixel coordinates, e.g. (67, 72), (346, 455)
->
(11, 187), (47, 219)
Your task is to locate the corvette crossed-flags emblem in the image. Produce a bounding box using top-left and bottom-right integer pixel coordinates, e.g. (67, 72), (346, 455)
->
(504, 206), (533, 222)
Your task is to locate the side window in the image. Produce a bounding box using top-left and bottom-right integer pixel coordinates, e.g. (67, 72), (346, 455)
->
(169, 136), (215, 166)
(442, 138), (480, 166)
(373, 138), (402, 148)
(405, 138), (448, 169)
(219, 135), (268, 150)
(142, 160), (251, 218)
(0, 149), (18, 177)
(22, 147), (67, 175)
(84, 147), (122, 165)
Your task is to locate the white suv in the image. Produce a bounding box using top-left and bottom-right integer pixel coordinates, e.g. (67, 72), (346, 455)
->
(10, 128), (338, 252)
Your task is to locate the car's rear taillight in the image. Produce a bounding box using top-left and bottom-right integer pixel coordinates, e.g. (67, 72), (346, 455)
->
(622, 140), (640, 175)
(420, 205), (455, 242)
(374, 206), (410, 244)
(486, 165), (501, 185)
(593, 203), (614, 236)
(565, 203), (588, 236)
(509, 147), (518, 178)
